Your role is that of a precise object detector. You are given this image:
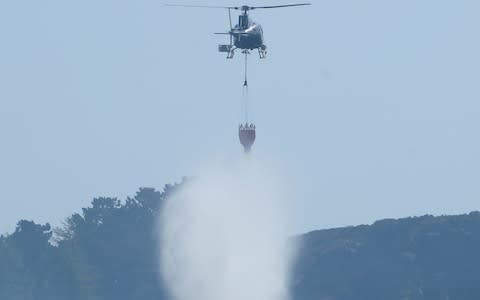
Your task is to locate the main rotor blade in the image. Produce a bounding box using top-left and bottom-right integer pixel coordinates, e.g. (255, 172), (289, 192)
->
(164, 4), (238, 9)
(250, 3), (311, 9)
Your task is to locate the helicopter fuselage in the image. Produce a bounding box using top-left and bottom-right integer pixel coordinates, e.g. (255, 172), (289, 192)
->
(232, 23), (263, 50)
(232, 22), (264, 50)
(219, 13), (267, 58)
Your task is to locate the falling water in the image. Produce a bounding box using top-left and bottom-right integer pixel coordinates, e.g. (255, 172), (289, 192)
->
(159, 156), (296, 300)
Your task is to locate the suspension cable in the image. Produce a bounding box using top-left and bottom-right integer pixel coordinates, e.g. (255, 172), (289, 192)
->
(244, 52), (248, 87)
(242, 52), (249, 123)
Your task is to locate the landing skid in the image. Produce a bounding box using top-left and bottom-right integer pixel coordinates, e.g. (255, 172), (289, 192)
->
(258, 48), (267, 59)
(223, 48), (267, 59)
(258, 44), (267, 59)
(227, 47), (237, 59)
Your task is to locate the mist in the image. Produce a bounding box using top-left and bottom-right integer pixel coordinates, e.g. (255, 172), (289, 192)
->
(159, 155), (296, 300)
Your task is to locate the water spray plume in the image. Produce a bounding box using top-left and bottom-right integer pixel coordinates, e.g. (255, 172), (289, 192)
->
(159, 156), (296, 300)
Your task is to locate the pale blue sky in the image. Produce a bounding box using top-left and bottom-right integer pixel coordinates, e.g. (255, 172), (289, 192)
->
(1, 0), (479, 234)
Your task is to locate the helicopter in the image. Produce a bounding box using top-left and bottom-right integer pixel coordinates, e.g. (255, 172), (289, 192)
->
(165, 3), (311, 59)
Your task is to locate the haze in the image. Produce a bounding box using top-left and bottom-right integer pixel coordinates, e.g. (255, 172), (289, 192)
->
(1, 0), (479, 234)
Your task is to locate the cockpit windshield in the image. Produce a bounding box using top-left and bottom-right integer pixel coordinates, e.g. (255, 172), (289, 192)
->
(239, 15), (249, 29)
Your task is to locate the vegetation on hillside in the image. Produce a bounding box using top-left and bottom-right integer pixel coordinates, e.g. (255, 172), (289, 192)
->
(1, 185), (479, 300)
(0, 187), (173, 300)
(293, 212), (480, 300)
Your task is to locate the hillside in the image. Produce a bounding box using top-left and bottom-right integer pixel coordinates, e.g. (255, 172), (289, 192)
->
(293, 212), (480, 300)
(1, 186), (479, 299)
